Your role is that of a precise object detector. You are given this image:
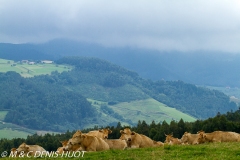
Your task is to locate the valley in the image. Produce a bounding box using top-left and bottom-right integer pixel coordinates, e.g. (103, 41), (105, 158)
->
(0, 57), (238, 138)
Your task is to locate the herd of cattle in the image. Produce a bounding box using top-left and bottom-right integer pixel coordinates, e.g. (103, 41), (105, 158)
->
(11, 128), (240, 156)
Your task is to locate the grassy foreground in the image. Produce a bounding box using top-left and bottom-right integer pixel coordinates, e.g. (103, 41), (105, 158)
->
(2, 142), (240, 160)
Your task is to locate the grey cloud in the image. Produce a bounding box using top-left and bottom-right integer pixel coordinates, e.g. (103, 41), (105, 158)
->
(0, 0), (240, 52)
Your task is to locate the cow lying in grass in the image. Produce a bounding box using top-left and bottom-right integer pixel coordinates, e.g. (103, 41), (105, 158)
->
(120, 128), (164, 148)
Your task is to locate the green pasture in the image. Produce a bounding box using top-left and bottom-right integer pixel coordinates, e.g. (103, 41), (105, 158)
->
(88, 98), (196, 128)
(86, 99), (130, 128)
(0, 58), (73, 77)
(0, 111), (50, 139)
(0, 128), (32, 139)
(2, 142), (240, 159)
(82, 142), (240, 160)
(109, 98), (196, 124)
(0, 122), (59, 139)
(0, 117), (35, 139)
(0, 111), (7, 121)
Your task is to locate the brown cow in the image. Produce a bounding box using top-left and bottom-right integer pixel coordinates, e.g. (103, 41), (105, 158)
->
(181, 132), (199, 145)
(198, 131), (240, 143)
(154, 141), (164, 146)
(119, 128), (163, 148)
(70, 130), (109, 151)
(104, 139), (128, 150)
(57, 140), (69, 153)
(63, 138), (82, 151)
(10, 148), (19, 157)
(16, 143), (46, 156)
(87, 128), (112, 139)
(164, 133), (182, 145)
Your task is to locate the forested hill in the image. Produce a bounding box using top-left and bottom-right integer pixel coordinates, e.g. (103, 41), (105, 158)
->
(56, 57), (237, 119)
(0, 56), (238, 132)
(0, 72), (98, 131)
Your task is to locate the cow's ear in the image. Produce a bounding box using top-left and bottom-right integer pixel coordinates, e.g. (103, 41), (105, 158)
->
(77, 130), (82, 134)
(120, 130), (124, 134)
(82, 135), (86, 138)
(184, 132), (188, 134)
(108, 129), (112, 134)
(99, 129), (103, 132)
(197, 130), (204, 134)
(131, 131), (136, 135)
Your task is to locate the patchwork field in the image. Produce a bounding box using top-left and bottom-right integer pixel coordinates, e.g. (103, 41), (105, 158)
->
(109, 98), (196, 124)
(0, 58), (73, 77)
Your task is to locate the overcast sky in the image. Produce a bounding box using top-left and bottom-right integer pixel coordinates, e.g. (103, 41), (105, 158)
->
(1, 0), (240, 53)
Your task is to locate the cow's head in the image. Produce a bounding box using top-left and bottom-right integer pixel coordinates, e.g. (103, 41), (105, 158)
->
(60, 140), (68, 147)
(99, 128), (112, 139)
(16, 143), (29, 153)
(71, 130), (84, 145)
(197, 131), (206, 144)
(164, 133), (174, 143)
(181, 132), (189, 144)
(64, 138), (82, 151)
(120, 128), (135, 142)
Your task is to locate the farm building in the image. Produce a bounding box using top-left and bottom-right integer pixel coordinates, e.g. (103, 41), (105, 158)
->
(28, 62), (35, 65)
(41, 60), (54, 64)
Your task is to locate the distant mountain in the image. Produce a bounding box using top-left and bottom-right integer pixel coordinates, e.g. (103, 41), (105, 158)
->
(1, 39), (240, 87)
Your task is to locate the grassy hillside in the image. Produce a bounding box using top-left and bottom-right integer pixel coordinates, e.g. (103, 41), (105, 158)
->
(2, 142), (240, 159)
(87, 98), (196, 128)
(0, 111), (59, 139)
(0, 111), (36, 139)
(0, 111), (7, 121)
(0, 128), (32, 139)
(0, 98), (196, 139)
(108, 98), (196, 124)
(0, 122), (35, 139)
(0, 58), (72, 77)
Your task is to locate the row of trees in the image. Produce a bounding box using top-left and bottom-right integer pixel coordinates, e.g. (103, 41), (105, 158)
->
(1, 110), (240, 153)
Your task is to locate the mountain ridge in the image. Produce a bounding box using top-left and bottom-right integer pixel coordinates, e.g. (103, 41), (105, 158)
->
(1, 39), (240, 87)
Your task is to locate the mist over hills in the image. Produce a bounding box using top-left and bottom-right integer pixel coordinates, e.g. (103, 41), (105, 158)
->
(1, 39), (240, 87)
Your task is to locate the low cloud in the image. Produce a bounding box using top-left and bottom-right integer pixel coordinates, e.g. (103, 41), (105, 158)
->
(1, 0), (240, 52)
